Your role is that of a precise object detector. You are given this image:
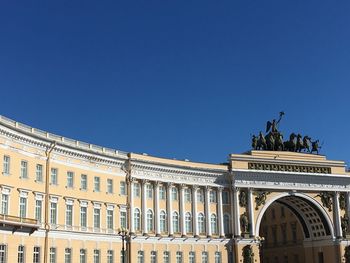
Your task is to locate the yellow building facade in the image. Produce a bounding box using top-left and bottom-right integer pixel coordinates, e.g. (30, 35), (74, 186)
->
(0, 115), (349, 263)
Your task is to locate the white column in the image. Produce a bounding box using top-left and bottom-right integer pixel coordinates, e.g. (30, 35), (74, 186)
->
(192, 185), (199, 237)
(180, 184), (186, 237)
(218, 187), (225, 237)
(154, 181), (160, 236)
(142, 179), (148, 235)
(205, 186), (212, 237)
(248, 188), (255, 237)
(233, 187), (241, 237)
(333, 191), (342, 238)
(167, 183), (174, 236)
(129, 179), (135, 234)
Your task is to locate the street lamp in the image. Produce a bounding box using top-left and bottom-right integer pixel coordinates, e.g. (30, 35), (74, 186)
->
(118, 227), (129, 263)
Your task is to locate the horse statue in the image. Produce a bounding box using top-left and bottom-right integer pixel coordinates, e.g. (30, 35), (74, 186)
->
(265, 132), (275, 151)
(311, 139), (320, 154)
(275, 132), (284, 151)
(251, 135), (258, 150)
(296, 134), (304, 152)
(302, 136), (311, 153)
(284, 133), (297, 152)
(257, 131), (267, 150)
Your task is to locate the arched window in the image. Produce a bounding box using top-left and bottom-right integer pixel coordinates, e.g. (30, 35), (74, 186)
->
(173, 211), (179, 233)
(211, 214), (217, 234)
(134, 208), (141, 231)
(224, 214), (230, 235)
(160, 210), (167, 233)
(147, 209), (154, 232)
(198, 213), (205, 234)
(185, 212), (192, 233)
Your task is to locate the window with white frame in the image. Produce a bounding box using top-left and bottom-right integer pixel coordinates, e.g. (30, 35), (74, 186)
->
(80, 203), (87, 229)
(173, 211), (179, 233)
(80, 174), (87, 190)
(134, 208), (141, 231)
(51, 168), (58, 185)
(79, 249), (86, 263)
(185, 188), (192, 202)
(215, 252), (222, 263)
(49, 247), (56, 263)
(107, 250), (114, 263)
(35, 195), (43, 223)
(17, 245), (25, 263)
(36, 164), (43, 182)
(93, 249), (100, 263)
(50, 199), (58, 225)
(197, 189), (204, 203)
(120, 210), (127, 228)
(189, 251), (195, 263)
(224, 214), (230, 235)
(19, 193), (27, 218)
(185, 212), (192, 233)
(163, 251), (170, 263)
(211, 214), (218, 234)
(0, 245), (6, 263)
(94, 205), (101, 230)
(65, 202), (73, 227)
(120, 181), (126, 195)
(210, 190), (217, 203)
(3, 155), (10, 175)
(159, 185), (166, 199)
(33, 246), (40, 263)
(160, 210), (167, 232)
(222, 191), (229, 204)
(94, 177), (100, 192)
(65, 248), (72, 263)
(20, 160), (28, 179)
(150, 251), (157, 263)
(198, 213), (205, 234)
(146, 209), (154, 232)
(201, 251), (208, 263)
(146, 184), (153, 199)
(137, 251), (144, 263)
(107, 179), (113, 194)
(172, 187), (178, 200)
(133, 182), (140, 197)
(1, 192), (9, 215)
(107, 208), (114, 231)
(67, 172), (74, 188)
(176, 251), (183, 263)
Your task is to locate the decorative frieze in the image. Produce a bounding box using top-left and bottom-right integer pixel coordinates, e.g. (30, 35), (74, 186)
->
(248, 162), (331, 174)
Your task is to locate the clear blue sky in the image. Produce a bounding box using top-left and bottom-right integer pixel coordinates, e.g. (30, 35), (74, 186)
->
(1, 1), (349, 165)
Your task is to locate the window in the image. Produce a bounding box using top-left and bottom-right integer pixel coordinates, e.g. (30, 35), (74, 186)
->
(160, 210), (167, 232)
(137, 251), (144, 263)
(93, 249), (100, 263)
(51, 168), (58, 185)
(64, 248), (72, 263)
(185, 212), (192, 233)
(159, 185), (166, 199)
(33, 247), (40, 263)
(20, 160), (28, 179)
(94, 207), (101, 230)
(133, 183), (140, 197)
(107, 179), (113, 194)
(173, 211), (179, 233)
(50, 202), (57, 225)
(210, 190), (217, 203)
(18, 245), (25, 263)
(172, 187), (178, 200)
(49, 247), (56, 263)
(107, 209), (114, 230)
(197, 189), (204, 203)
(0, 245), (6, 263)
(215, 252), (221, 263)
(150, 251), (157, 263)
(1, 194), (9, 215)
(80, 206), (87, 229)
(222, 191), (229, 204)
(201, 251), (208, 263)
(163, 251), (170, 263)
(120, 181), (126, 195)
(107, 250), (114, 263)
(3, 155), (10, 175)
(224, 214), (230, 235)
(120, 211), (127, 228)
(189, 252), (195, 263)
(66, 204), (73, 227)
(198, 213), (205, 234)
(185, 188), (192, 202)
(67, 172), (74, 188)
(134, 208), (141, 231)
(146, 184), (153, 199)
(176, 251), (183, 263)
(19, 196), (27, 218)
(79, 249), (86, 263)
(211, 214), (218, 235)
(147, 209), (154, 232)
(35, 199), (42, 223)
(94, 177), (100, 192)
(36, 164), (43, 182)
(80, 174), (87, 190)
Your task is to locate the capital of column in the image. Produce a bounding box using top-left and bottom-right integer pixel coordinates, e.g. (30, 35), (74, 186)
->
(166, 182), (174, 189)
(141, 179), (149, 185)
(217, 186), (224, 193)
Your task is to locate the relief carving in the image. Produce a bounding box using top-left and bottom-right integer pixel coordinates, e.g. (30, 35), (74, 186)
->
(317, 192), (333, 212)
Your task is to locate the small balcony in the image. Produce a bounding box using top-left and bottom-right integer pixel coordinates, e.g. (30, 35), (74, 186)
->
(0, 214), (39, 235)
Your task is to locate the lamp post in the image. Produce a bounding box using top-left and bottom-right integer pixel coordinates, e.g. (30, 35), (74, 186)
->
(118, 227), (129, 263)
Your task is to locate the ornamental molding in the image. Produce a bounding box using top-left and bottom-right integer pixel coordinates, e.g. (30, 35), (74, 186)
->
(233, 169), (350, 192)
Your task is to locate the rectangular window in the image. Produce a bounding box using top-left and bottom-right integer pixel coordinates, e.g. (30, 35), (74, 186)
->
(189, 252), (195, 263)
(64, 248), (72, 263)
(107, 179), (113, 194)
(197, 189), (204, 203)
(0, 245), (6, 263)
(67, 172), (74, 188)
(3, 155), (10, 175)
(94, 177), (100, 192)
(215, 252), (221, 263)
(51, 168), (58, 185)
(107, 209), (114, 230)
(94, 208), (101, 230)
(93, 250), (100, 263)
(146, 184), (153, 199)
(66, 204), (73, 227)
(107, 250), (114, 263)
(172, 187), (178, 200)
(133, 183), (140, 197)
(210, 190), (217, 203)
(222, 191), (229, 204)
(79, 249), (86, 263)
(19, 197), (27, 218)
(163, 251), (170, 263)
(120, 181), (126, 195)
(120, 211), (127, 228)
(33, 247), (40, 263)
(159, 185), (166, 200)
(80, 206), (87, 229)
(35, 199), (42, 223)
(17, 245), (25, 263)
(201, 251), (208, 263)
(49, 248), (56, 263)
(36, 164), (43, 182)
(185, 188), (192, 202)
(137, 251), (144, 263)
(150, 251), (157, 263)
(1, 194), (9, 215)
(20, 160), (28, 179)
(50, 202), (57, 225)
(80, 174), (87, 190)
(176, 251), (183, 263)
